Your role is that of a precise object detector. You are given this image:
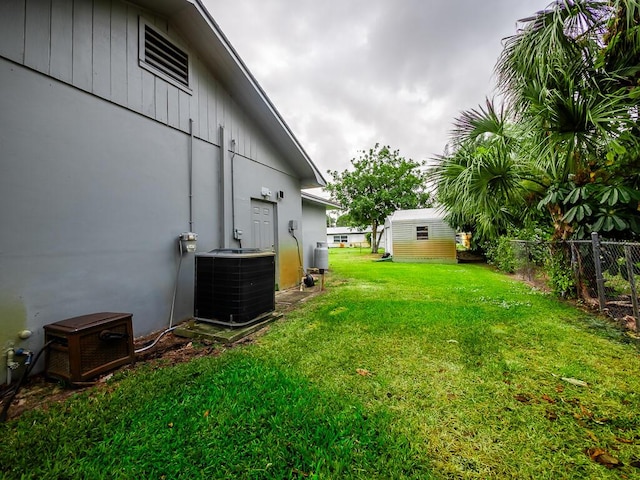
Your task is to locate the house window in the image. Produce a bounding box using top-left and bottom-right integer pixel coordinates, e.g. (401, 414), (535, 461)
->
(416, 226), (429, 240)
(333, 235), (348, 243)
(139, 19), (190, 90)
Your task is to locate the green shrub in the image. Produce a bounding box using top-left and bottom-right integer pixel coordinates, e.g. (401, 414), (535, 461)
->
(545, 247), (576, 298)
(485, 236), (517, 273)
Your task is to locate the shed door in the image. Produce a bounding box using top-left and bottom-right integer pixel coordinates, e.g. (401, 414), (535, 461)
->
(250, 199), (275, 250)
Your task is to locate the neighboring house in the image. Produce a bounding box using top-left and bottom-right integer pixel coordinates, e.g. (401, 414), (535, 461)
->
(384, 209), (457, 263)
(327, 227), (385, 249)
(0, 0), (325, 381)
(301, 192), (340, 271)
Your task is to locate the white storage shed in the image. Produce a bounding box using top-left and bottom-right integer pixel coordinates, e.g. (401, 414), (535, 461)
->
(384, 209), (457, 263)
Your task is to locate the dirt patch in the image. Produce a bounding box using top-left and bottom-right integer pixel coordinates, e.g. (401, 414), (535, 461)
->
(1, 331), (215, 422)
(457, 251), (486, 263)
(1, 285), (323, 422)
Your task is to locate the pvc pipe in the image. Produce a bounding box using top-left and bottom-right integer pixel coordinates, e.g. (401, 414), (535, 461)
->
(230, 139), (240, 248)
(188, 118), (194, 233)
(6, 349), (14, 386)
(219, 125), (226, 247)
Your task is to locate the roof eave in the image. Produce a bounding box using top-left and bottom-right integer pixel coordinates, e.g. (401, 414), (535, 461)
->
(185, 0), (325, 187)
(302, 192), (341, 209)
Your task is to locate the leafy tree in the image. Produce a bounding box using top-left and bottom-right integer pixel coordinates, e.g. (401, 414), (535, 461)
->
(432, 0), (640, 243)
(335, 213), (353, 227)
(327, 144), (430, 253)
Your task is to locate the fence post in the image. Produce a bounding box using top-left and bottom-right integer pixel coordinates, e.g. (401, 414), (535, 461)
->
(624, 245), (639, 329)
(591, 232), (606, 313)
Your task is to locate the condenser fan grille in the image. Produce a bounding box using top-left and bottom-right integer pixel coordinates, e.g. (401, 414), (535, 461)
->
(195, 249), (275, 324)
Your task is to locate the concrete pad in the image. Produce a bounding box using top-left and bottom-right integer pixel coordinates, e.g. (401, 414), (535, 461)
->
(174, 281), (324, 344)
(174, 312), (283, 344)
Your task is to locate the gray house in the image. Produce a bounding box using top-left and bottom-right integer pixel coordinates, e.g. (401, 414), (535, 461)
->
(0, 0), (326, 381)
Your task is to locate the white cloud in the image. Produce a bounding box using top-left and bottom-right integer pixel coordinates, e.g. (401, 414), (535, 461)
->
(203, 0), (551, 176)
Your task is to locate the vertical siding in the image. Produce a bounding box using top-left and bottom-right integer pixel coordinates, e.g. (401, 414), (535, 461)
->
(207, 71), (218, 141)
(109, 1), (128, 106)
(232, 103), (242, 154)
(155, 79), (168, 123)
(72, 0), (93, 90)
(50, 0), (73, 82)
(198, 62), (209, 139)
(24, 0), (51, 72)
(167, 86), (180, 129)
(0, 0), (26, 63)
(189, 59), (200, 137)
(216, 81), (226, 130)
(141, 70), (156, 117)
(92, 0), (111, 98)
(178, 90), (190, 131)
(0, 0), (188, 131)
(126, 6), (142, 112)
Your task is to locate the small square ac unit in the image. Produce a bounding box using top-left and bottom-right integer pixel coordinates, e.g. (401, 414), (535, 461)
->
(44, 312), (134, 384)
(195, 249), (275, 325)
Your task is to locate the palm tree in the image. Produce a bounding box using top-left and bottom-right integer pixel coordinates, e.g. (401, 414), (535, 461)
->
(498, 0), (640, 239)
(433, 0), (640, 242)
(431, 100), (532, 243)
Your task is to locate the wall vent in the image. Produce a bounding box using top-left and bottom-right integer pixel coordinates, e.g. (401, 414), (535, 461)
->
(142, 22), (189, 88)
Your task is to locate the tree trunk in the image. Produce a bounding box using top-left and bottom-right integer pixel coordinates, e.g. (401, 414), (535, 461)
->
(371, 221), (379, 253)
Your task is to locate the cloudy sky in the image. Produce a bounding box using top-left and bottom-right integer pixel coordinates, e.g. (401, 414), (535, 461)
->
(202, 0), (551, 186)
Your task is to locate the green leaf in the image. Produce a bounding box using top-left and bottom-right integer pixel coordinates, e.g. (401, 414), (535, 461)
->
(618, 188), (631, 203)
(592, 215), (605, 232)
(611, 215), (628, 231)
(603, 217), (614, 231)
(563, 206), (578, 224)
(611, 141), (627, 155)
(564, 188), (581, 205)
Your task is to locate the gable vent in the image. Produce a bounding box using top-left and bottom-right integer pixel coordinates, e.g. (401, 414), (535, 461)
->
(143, 24), (189, 87)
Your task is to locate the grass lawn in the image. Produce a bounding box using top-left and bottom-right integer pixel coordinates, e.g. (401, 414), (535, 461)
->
(2, 248), (640, 479)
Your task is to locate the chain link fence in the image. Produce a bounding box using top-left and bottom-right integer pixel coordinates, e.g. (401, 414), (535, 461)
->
(511, 233), (640, 328)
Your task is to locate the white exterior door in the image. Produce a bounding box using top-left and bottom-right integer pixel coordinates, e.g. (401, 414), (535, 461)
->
(251, 199), (275, 250)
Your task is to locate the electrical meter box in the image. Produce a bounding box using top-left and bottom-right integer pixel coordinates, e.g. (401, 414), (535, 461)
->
(44, 312), (134, 384)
